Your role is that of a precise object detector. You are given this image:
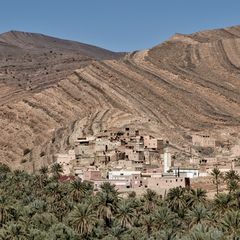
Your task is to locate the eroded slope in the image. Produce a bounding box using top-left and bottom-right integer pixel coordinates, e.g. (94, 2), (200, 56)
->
(2, 26), (240, 170)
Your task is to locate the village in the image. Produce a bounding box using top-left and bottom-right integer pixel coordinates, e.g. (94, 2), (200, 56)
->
(54, 127), (240, 194)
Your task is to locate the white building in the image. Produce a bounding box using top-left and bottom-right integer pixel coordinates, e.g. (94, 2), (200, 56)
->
(108, 170), (141, 180)
(171, 167), (199, 178)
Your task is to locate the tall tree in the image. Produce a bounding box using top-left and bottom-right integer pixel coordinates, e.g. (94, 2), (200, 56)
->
(214, 193), (235, 214)
(224, 170), (240, 194)
(187, 188), (207, 208)
(167, 187), (187, 214)
(210, 167), (223, 195)
(115, 199), (135, 228)
(50, 163), (63, 179)
(142, 189), (159, 213)
(186, 204), (209, 228)
(221, 210), (240, 238)
(69, 179), (86, 202)
(68, 203), (97, 237)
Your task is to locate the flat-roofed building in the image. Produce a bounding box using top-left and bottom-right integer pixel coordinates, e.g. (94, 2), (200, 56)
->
(83, 169), (102, 181)
(147, 176), (189, 190)
(144, 136), (164, 153)
(171, 167), (199, 178)
(55, 150), (75, 175)
(108, 170), (141, 180)
(192, 134), (215, 148)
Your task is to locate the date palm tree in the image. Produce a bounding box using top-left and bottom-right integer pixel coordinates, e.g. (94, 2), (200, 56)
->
(95, 182), (120, 227)
(167, 187), (187, 214)
(51, 163), (63, 179)
(227, 179), (239, 194)
(224, 170), (240, 182)
(27, 228), (48, 240)
(68, 203), (97, 237)
(105, 220), (125, 239)
(153, 228), (177, 240)
(142, 188), (159, 213)
(214, 193), (235, 214)
(31, 212), (58, 232)
(186, 204), (209, 228)
(115, 199), (135, 228)
(224, 170), (240, 194)
(140, 214), (154, 238)
(70, 179), (86, 202)
(183, 223), (223, 240)
(2, 223), (27, 240)
(153, 206), (178, 230)
(37, 166), (49, 188)
(211, 167), (223, 195)
(96, 191), (117, 227)
(0, 195), (10, 227)
(100, 182), (119, 198)
(48, 223), (79, 240)
(221, 210), (240, 238)
(0, 163), (11, 174)
(187, 188), (207, 208)
(39, 166), (48, 177)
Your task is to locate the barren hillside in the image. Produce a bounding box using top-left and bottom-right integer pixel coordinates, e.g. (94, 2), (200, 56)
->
(0, 31), (123, 105)
(1, 26), (240, 170)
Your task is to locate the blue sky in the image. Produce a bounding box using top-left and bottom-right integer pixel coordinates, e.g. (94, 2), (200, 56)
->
(1, 0), (240, 51)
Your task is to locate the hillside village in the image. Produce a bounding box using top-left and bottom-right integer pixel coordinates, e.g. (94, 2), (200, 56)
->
(54, 127), (240, 194)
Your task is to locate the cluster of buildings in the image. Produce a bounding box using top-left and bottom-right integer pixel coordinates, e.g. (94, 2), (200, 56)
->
(53, 129), (240, 194)
(191, 133), (240, 175)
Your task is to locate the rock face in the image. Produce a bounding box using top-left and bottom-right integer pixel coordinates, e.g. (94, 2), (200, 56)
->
(1, 26), (240, 170)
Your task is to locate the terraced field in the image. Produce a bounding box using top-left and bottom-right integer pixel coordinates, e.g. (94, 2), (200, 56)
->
(1, 26), (240, 170)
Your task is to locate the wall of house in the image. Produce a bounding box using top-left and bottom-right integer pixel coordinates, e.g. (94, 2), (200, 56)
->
(75, 144), (95, 157)
(108, 170), (141, 180)
(95, 139), (121, 152)
(147, 177), (186, 189)
(56, 150), (75, 175)
(144, 136), (164, 151)
(84, 170), (102, 181)
(192, 135), (215, 148)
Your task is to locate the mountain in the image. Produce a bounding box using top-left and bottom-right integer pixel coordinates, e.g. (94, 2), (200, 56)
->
(0, 31), (123, 105)
(1, 26), (240, 170)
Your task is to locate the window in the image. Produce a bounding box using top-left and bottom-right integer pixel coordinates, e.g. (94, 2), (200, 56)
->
(176, 179), (178, 182)
(166, 180), (168, 183)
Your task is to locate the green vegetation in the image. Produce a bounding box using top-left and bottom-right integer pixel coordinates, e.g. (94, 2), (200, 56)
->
(0, 163), (239, 239)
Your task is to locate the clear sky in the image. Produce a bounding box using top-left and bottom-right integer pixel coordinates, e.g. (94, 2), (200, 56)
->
(1, 0), (240, 52)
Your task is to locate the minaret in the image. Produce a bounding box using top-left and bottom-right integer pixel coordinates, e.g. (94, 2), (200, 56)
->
(164, 147), (171, 173)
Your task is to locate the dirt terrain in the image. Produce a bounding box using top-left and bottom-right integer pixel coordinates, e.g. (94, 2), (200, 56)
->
(1, 26), (240, 170)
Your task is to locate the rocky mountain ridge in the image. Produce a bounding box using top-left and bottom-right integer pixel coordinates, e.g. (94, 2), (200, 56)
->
(1, 26), (240, 170)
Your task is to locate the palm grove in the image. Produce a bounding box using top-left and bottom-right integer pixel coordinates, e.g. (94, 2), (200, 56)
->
(0, 163), (240, 240)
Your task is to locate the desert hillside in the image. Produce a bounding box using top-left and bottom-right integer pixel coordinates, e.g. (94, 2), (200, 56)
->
(1, 26), (240, 170)
(0, 31), (123, 105)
